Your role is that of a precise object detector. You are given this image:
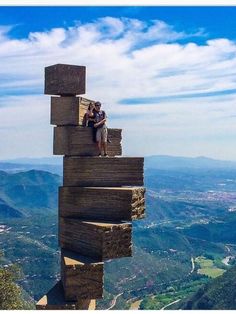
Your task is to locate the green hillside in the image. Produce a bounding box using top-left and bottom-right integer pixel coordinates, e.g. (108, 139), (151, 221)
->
(0, 170), (61, 217)
(182, 214), (236, 244)
(0, 197), (23, 218)
(176, 265), (236, 309)
(0, 163), (236, 309)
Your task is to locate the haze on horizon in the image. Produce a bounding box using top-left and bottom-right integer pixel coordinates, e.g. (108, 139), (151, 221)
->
(0, 7), (236, 161)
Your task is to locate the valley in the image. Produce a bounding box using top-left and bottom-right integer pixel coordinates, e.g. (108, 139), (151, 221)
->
(0, 156), (236, 309)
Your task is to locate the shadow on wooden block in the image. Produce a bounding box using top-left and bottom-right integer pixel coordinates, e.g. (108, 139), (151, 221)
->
(54, 126), (122, 156)
(59, 186), (145, 221)
(36, 280), (96, 310)
(63, 156), (144, 187)
(61, 249), (104, 301)
(51, 96), (94, 126)
(59, 218), (132, 261)
(45, 64), (86, 96)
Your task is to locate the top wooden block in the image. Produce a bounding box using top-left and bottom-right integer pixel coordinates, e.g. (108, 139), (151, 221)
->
(44, 64), (86, 96)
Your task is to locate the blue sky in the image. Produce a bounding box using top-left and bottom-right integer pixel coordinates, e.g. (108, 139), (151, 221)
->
(1, 6), (236, 160)
(1, 7), (236, 41)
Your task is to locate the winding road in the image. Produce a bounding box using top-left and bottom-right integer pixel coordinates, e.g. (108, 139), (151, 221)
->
(222, 245), (234, 266)
(106, 293), (123, 310)
(190, 256), (195, 274)
(106, 256), (195, 310)
(160, 299), (181, 310)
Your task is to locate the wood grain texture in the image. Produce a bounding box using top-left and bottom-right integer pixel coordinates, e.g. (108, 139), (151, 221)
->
(54, 126), (122, 156)
(45, 64), (86, 96)
(36, 281), (96, 310)
(59, 186), (145, 221)
(63, 156), (144, 187)
(51, 97), (95, 126)
(59, 218), (132, 260)
(61, 249), (104, 301)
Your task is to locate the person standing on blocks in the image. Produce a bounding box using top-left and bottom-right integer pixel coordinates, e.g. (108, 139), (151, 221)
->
(94, 101), (108, 157)
(83, 102), (97, 143)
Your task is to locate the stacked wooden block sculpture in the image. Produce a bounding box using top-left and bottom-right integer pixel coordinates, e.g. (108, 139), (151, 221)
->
(36, 64), (145, 310)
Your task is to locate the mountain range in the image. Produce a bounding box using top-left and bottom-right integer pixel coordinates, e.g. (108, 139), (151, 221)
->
(2, 155), (236, 174)
(145, 155), (236, 170)
(1, 155), (236, 309)
(0, 170), (61, 217)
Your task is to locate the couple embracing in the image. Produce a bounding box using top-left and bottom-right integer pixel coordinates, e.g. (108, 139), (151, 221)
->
(85, 101), (108, 157)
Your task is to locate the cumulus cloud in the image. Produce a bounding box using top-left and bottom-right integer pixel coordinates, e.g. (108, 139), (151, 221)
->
(0, 17), (236, 159)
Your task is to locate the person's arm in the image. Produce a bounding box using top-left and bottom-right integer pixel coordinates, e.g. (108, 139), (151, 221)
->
(94, 118), (106, 128)
(94, 111), (107, 128)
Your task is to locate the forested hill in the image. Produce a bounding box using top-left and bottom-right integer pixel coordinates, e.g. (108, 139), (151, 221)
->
(175, 265), (236, 310)
(1, 157), (236, 309)
(0, 170), (61, 217)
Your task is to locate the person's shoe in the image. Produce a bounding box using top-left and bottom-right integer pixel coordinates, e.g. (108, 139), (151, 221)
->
(104, 154), (109, 157)
(107, 139), (112, 143)
(98, 154), (102, 157)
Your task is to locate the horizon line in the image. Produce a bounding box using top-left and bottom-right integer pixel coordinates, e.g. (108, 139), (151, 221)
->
(2, 154), (236, 163)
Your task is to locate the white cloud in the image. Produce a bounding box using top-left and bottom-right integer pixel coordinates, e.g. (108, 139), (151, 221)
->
(0, 17), (236, 160)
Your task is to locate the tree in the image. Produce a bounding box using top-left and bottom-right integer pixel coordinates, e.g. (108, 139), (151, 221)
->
(0, 251), (26, 309)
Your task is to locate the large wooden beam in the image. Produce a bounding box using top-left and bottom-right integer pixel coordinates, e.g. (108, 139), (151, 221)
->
(36, 281), (95, 310)
(63, 157), (144, 187)
(59, 218), (132, 260)
(61, 249), (104, 301)
(59, 186), (145, 221)
(45, 64), (86, 96)
(54, 127), (122, 156)
(51, 96), (94, 126)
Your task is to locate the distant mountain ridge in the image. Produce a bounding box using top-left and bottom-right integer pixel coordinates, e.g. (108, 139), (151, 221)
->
(0, 162), (62, 175)
(0, 169), (61, 217)
(145, 155), (236, 170)
(0, 197), (23, 218)
(1, 155), (236, 176)
(0, 157), (62, 165)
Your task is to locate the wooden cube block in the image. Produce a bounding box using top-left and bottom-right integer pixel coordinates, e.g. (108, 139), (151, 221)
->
(45, 64), (86, 95)
(59, 218), (132, 260)
(59, 187), (145, 221)
(36, 281), (96, 310)
(61, 249), (104, 301)
(54, 126), (122, 156)
(63, 156), (144, 187)
(51, 96), (94, 126)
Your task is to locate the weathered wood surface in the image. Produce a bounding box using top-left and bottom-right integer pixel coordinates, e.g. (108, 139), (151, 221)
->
(36, 280), (96, 310)
(45, 64), (86, 96)
(61, 249), (104, 301)
(63, 157), (144, 187)
(59, 218), (132, 260)
(51, 96), (95, 126)
(59, 186), (145, 221)
(54, 126), (122, 156)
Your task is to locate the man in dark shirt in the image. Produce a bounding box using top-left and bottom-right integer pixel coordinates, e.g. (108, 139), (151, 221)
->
(94, 101), (108, 157)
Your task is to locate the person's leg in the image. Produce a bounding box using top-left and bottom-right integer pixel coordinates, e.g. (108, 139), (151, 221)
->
(103, 142), (108, 155)
(92, 127), (97, 143)
(102, 127), (108, 156)
(96, 128), (102, 156)
(98, 141), (102, 155)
